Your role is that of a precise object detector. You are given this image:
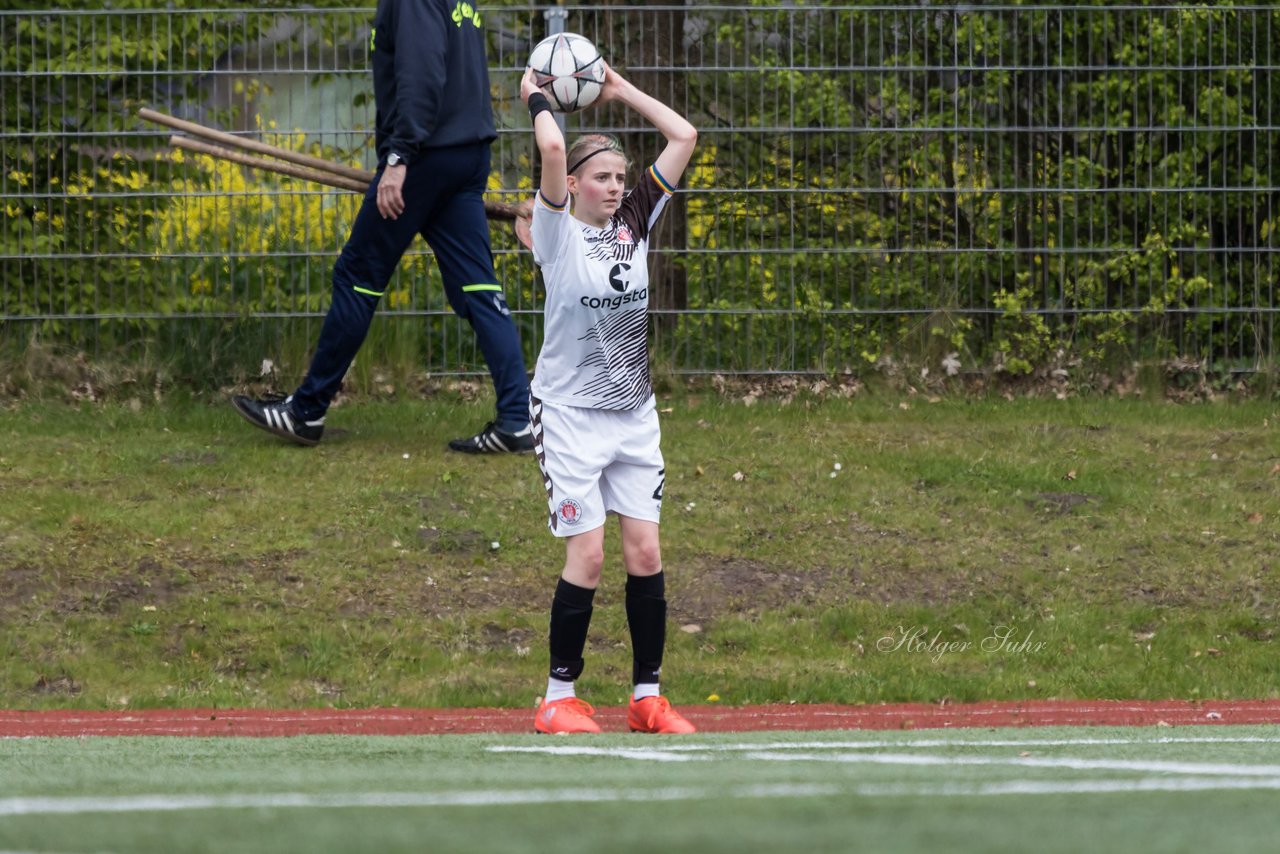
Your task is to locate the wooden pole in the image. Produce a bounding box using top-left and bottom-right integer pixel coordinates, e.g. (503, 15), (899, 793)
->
(140, 107), (374, 183)
(141, 107), (531, 233)
(170, 136), (370, 193)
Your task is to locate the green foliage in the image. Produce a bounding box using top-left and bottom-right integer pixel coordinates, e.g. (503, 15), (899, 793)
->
(3, 4), (1279, 377)
(0, 5), (276, 349)
(0, 5), (527, 384)
(677, 4), (1280, 372)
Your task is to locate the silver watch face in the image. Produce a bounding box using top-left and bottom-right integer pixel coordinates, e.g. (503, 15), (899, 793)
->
(388, 152), (403, 167)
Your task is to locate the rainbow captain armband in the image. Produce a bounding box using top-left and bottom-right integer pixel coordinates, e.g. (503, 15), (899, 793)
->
(648, 165), (676, 194)
(537, 190), (568, 211)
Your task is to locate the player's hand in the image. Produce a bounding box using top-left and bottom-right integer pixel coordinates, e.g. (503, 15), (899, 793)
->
(595, 62), (628, 106)
(520, 67), (542, 104)
(376, 162), (407, 220)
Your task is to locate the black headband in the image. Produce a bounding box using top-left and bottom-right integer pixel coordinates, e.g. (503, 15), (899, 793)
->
(567, 146), (618, 176)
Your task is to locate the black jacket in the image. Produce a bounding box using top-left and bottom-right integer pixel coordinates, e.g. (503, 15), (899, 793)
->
(371, 0), (497, 164)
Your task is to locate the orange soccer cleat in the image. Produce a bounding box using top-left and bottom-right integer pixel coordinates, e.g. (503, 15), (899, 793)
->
(534, 697), (603, 734)
(627, 695), (697, 734)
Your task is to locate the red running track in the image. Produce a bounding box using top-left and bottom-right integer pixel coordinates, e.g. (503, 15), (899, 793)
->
(3, 700), (1280, 737)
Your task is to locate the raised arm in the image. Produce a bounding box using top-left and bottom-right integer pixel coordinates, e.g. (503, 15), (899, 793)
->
(596, 65), (697, 186)
(520, 68), (568, 205)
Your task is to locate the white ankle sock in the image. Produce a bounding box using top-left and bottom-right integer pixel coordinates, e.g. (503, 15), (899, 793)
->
(632, 683), (660, 700)
(545, 677), (576, 703)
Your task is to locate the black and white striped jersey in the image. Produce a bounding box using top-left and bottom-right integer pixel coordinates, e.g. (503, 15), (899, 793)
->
(529, 165), (674, 411)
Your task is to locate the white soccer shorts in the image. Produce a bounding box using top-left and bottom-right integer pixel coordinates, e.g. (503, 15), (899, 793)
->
(531, 396), (665, 537)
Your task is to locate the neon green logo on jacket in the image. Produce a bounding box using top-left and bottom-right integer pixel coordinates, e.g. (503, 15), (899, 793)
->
(452, 2), (482, 28)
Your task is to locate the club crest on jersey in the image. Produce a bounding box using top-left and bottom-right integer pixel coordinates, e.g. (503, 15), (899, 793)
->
(557, 498), (584, 526)
(608, 262), (633, 292)
(617, 225), (633, 244)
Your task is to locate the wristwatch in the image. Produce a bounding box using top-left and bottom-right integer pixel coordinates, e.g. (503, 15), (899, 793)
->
(387, 152), (406, 167)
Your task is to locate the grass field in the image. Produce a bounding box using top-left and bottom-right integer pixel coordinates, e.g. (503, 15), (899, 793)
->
(3, 725), (1280, 853)
(1, 392), (1279, 708)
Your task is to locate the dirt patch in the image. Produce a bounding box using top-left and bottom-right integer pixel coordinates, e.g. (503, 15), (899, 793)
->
(3, 560), (189, 617)
(416, 526), (489, 555)
(68, 557), (195, 613)
(848, 564), (980, 608)
(210, 645), (266, 678)
(671, 558), (835, 624)
(672, 557), (974, 625)
(474, 622), (534, 654)
(416, 493), (467, 515)
(1, 564), (55, 608)
(435, 570), (546, 617)
(5, 552), (314, 618)
(236, 550), (313, 587)
(333, 561), (548, 621)
(30, 674), (82, 696)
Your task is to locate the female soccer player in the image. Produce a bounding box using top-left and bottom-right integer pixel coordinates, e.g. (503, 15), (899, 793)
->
(520, 63), (698, 734)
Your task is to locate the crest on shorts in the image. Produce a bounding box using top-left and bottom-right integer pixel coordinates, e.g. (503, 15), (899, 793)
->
(557, 498), (583, 526)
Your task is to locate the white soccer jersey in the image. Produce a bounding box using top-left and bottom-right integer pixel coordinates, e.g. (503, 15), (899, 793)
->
(529, 165), (675, 410)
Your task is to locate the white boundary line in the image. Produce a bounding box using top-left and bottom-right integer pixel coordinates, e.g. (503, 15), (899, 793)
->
(488, 735), (1280, 782)
(9, 734), (1280, 818)
(743, 751), (1280, 776)
(859, 777), (1280, 795)
(0, 785), (838, 817)
(6, 775), (1280, 817)
(488, 734), (1280, 758)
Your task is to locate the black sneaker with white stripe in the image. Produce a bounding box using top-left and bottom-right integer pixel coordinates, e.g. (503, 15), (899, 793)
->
(448, 421), (535, 455)
(231, 395), (324, 446)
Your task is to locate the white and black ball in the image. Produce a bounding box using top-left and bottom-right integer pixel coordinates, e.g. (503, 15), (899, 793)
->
(527, 32), (606, 113)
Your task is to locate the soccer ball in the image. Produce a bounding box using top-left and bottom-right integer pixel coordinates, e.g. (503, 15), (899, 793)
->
(527, 32), (606, 113)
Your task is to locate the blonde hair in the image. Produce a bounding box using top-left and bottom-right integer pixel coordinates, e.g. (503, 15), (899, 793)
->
(566, 133), (630, 176)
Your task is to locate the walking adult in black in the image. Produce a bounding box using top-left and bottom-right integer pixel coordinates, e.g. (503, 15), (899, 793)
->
(232, 0), (533, 454)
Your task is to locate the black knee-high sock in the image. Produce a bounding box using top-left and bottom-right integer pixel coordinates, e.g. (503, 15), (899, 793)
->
(548, 578), (595, 681)
(625, 571), (666, 685)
